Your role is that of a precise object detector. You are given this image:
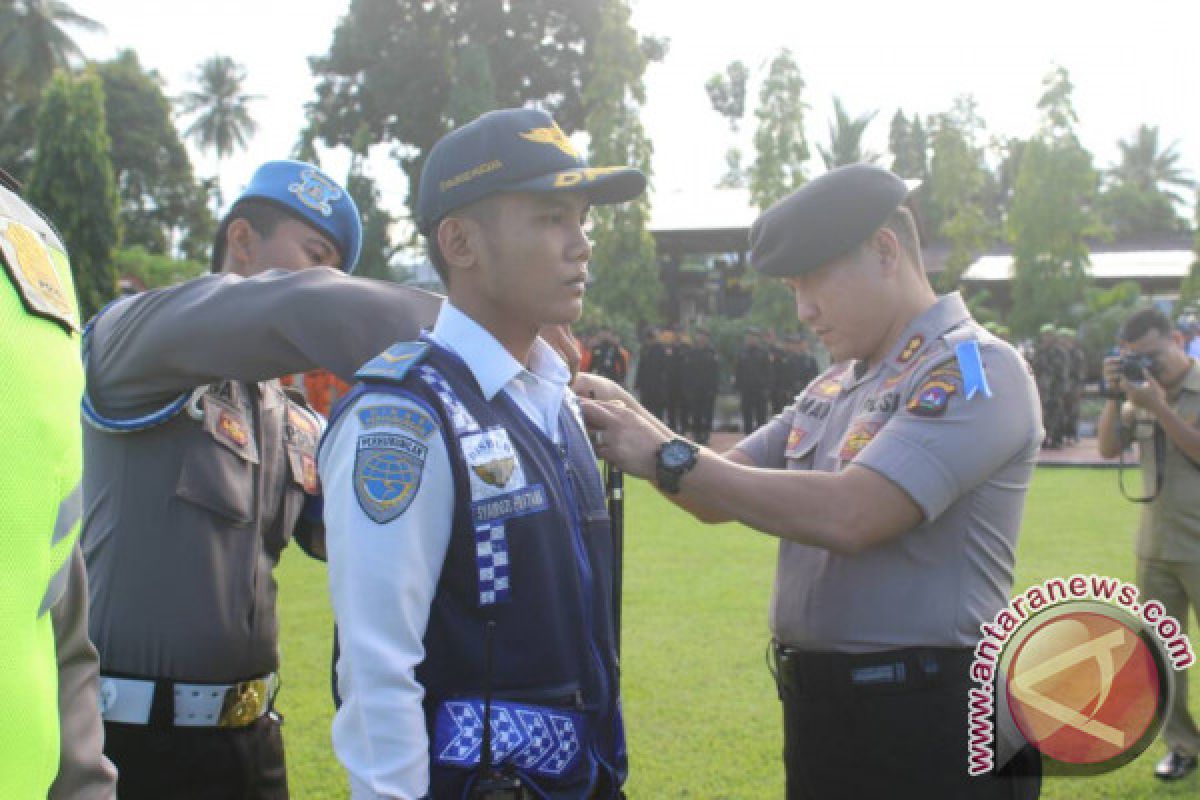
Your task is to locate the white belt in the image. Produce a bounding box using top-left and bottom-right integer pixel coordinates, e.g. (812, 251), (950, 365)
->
(99, 673), (279, 727)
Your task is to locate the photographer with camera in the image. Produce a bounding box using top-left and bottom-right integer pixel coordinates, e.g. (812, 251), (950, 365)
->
(1097, 307), (1200, 782)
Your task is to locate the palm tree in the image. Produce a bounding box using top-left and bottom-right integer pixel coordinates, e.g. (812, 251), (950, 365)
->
(177, 55), (259, 205)
(817, 96), (879, 170)
(0, 0), (104, 103)
(1111, 125), (1194, 205)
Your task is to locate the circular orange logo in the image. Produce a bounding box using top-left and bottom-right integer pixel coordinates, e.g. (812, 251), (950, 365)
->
(1005, 607), (1167, 768)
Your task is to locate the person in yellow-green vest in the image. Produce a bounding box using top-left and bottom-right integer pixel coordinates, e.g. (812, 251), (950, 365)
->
(0, 168), (116, 798)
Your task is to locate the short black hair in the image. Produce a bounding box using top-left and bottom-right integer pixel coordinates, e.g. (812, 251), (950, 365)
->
(1120, 307), (1173, 343)
(423, 197), (499, 288)
(211, 199), (294, 273)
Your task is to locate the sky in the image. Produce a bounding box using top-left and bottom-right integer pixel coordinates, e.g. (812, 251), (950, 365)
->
(70, 0), (1200, 220)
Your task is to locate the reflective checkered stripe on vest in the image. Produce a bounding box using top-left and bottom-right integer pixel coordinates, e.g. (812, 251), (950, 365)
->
(0, 188), (85, 798)
(342, 340), (626, 798)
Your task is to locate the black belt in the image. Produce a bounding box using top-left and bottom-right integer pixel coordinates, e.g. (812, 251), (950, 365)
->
(770, 641), (974, 696)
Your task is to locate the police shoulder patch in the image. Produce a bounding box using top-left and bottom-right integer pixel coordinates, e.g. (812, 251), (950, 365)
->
(354, 431), (429, 523)
(357, 403), (437, 438)
(0, 217), (79, 332)
(906, 360), (961, 418)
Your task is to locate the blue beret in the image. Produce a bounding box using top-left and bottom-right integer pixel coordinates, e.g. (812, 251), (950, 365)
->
(750, 164), (909, 278)
(416, 108), (646, 236)
(214, 160), (362, 273)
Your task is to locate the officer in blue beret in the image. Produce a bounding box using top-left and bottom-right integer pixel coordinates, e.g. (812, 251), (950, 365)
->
(320, 108), (644, 799)
(81, 160), (442, 799)
(580, 164), (1044, 798)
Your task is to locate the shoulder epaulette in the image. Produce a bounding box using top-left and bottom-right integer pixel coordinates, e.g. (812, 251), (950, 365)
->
(355, 340), (431, 384)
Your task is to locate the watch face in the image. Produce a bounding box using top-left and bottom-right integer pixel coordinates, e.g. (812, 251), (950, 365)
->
(661, 440), (693, 468)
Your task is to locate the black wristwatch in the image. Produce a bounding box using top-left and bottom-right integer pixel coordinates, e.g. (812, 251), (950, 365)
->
(656, 438), (699, 494)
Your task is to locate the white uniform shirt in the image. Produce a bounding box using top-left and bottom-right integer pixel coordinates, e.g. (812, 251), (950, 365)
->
(320, 304), (574, 799)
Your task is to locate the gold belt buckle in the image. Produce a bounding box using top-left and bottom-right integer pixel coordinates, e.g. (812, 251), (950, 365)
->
(218, 678), (269, 727)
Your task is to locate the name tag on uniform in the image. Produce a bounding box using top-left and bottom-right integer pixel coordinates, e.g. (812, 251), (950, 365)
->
(202, 393), (259, 463)
(471, 484), (550, 526)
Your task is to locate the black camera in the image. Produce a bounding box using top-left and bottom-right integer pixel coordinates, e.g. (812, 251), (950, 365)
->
(1119, 353), (1155, 383)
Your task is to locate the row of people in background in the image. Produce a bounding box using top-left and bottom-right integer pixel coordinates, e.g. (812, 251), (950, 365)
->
(632, 327), (720, 442)
(1030, 324), (1086, 449)
(733, 328), (819, 432)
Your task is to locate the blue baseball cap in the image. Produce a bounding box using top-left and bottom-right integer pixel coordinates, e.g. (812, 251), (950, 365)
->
(212, 160), (362, 273)
(415, 108), (646, 236)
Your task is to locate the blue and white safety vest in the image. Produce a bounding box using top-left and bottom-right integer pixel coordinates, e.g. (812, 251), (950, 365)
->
(331, 340), (625, 799)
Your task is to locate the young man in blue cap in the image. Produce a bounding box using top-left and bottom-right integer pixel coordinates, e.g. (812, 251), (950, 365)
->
(320, 108), (645, 799)
(581, 164), (1043, 798)
(81, 160), (442, 799)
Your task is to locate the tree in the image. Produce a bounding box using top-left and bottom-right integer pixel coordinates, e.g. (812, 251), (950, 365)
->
(1180, 189), (1200, 309)
(27, 70), (121, 320)
(0, 0), (104, 181)
(706, 60), (750, 191)
(345, 146), (397, 282)
(816, 96), (878, 169)
(716, 148), (747, 189)
(748, 48), (809, 210)
(888, 110), (928, 181)
(308, 0), (623, 219)
(0, 0), (102, 104)
(705, 60), (749, 131)
(1006, 67), (1100, 337)
(178, 55), (259, 204)
(95, 50), (214, 256)
(925, 96), (994, 288)
(1099, 125), (1194, 237)
(580, 0), (662, 330)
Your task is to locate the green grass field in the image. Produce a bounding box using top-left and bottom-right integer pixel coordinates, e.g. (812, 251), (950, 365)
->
(274, 468), (1199, 798)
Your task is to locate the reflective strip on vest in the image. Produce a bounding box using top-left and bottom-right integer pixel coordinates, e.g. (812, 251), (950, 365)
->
(52, 481), (81, 546)
(39, 481), (82, 616)
(38, 553), (70, 617)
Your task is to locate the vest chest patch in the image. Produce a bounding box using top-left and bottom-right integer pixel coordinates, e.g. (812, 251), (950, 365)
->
(461, 428), (527, 498)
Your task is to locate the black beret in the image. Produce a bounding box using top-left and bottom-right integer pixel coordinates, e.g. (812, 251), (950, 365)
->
(750, 164), (909, 278)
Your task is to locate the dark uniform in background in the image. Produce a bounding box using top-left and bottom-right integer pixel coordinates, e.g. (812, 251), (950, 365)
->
(635, 329), (669, 422)
(588, 329), (628, 385)
(735, 329), (771, 433)
(1032, 324), (1069, 448)
(665, 329), (689, 433)
(684, 329), (720, 444)
(770, 334), (817, 414)
(81, 162), (441, 799)
(1060, 327), (1086, 445)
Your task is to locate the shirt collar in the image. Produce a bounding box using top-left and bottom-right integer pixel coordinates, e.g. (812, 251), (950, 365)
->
(852, 292), (972, 385)
(429, 303), (569, 400)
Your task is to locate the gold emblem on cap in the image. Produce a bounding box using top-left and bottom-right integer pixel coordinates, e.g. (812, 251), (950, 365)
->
(519, 125), (579, 158)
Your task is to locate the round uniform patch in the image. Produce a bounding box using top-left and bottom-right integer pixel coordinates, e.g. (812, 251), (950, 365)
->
(908, 383), (952, 417)
(354, 432), (428, 523)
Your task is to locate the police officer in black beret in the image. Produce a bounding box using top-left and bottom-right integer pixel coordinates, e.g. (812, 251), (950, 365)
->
(578, 164), (1044, 799)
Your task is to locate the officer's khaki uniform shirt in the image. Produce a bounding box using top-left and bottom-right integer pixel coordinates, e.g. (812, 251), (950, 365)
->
(1129, 359), (1200, 562)
(737, 294), (1042, 653)
(82, 269), (439, 681)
